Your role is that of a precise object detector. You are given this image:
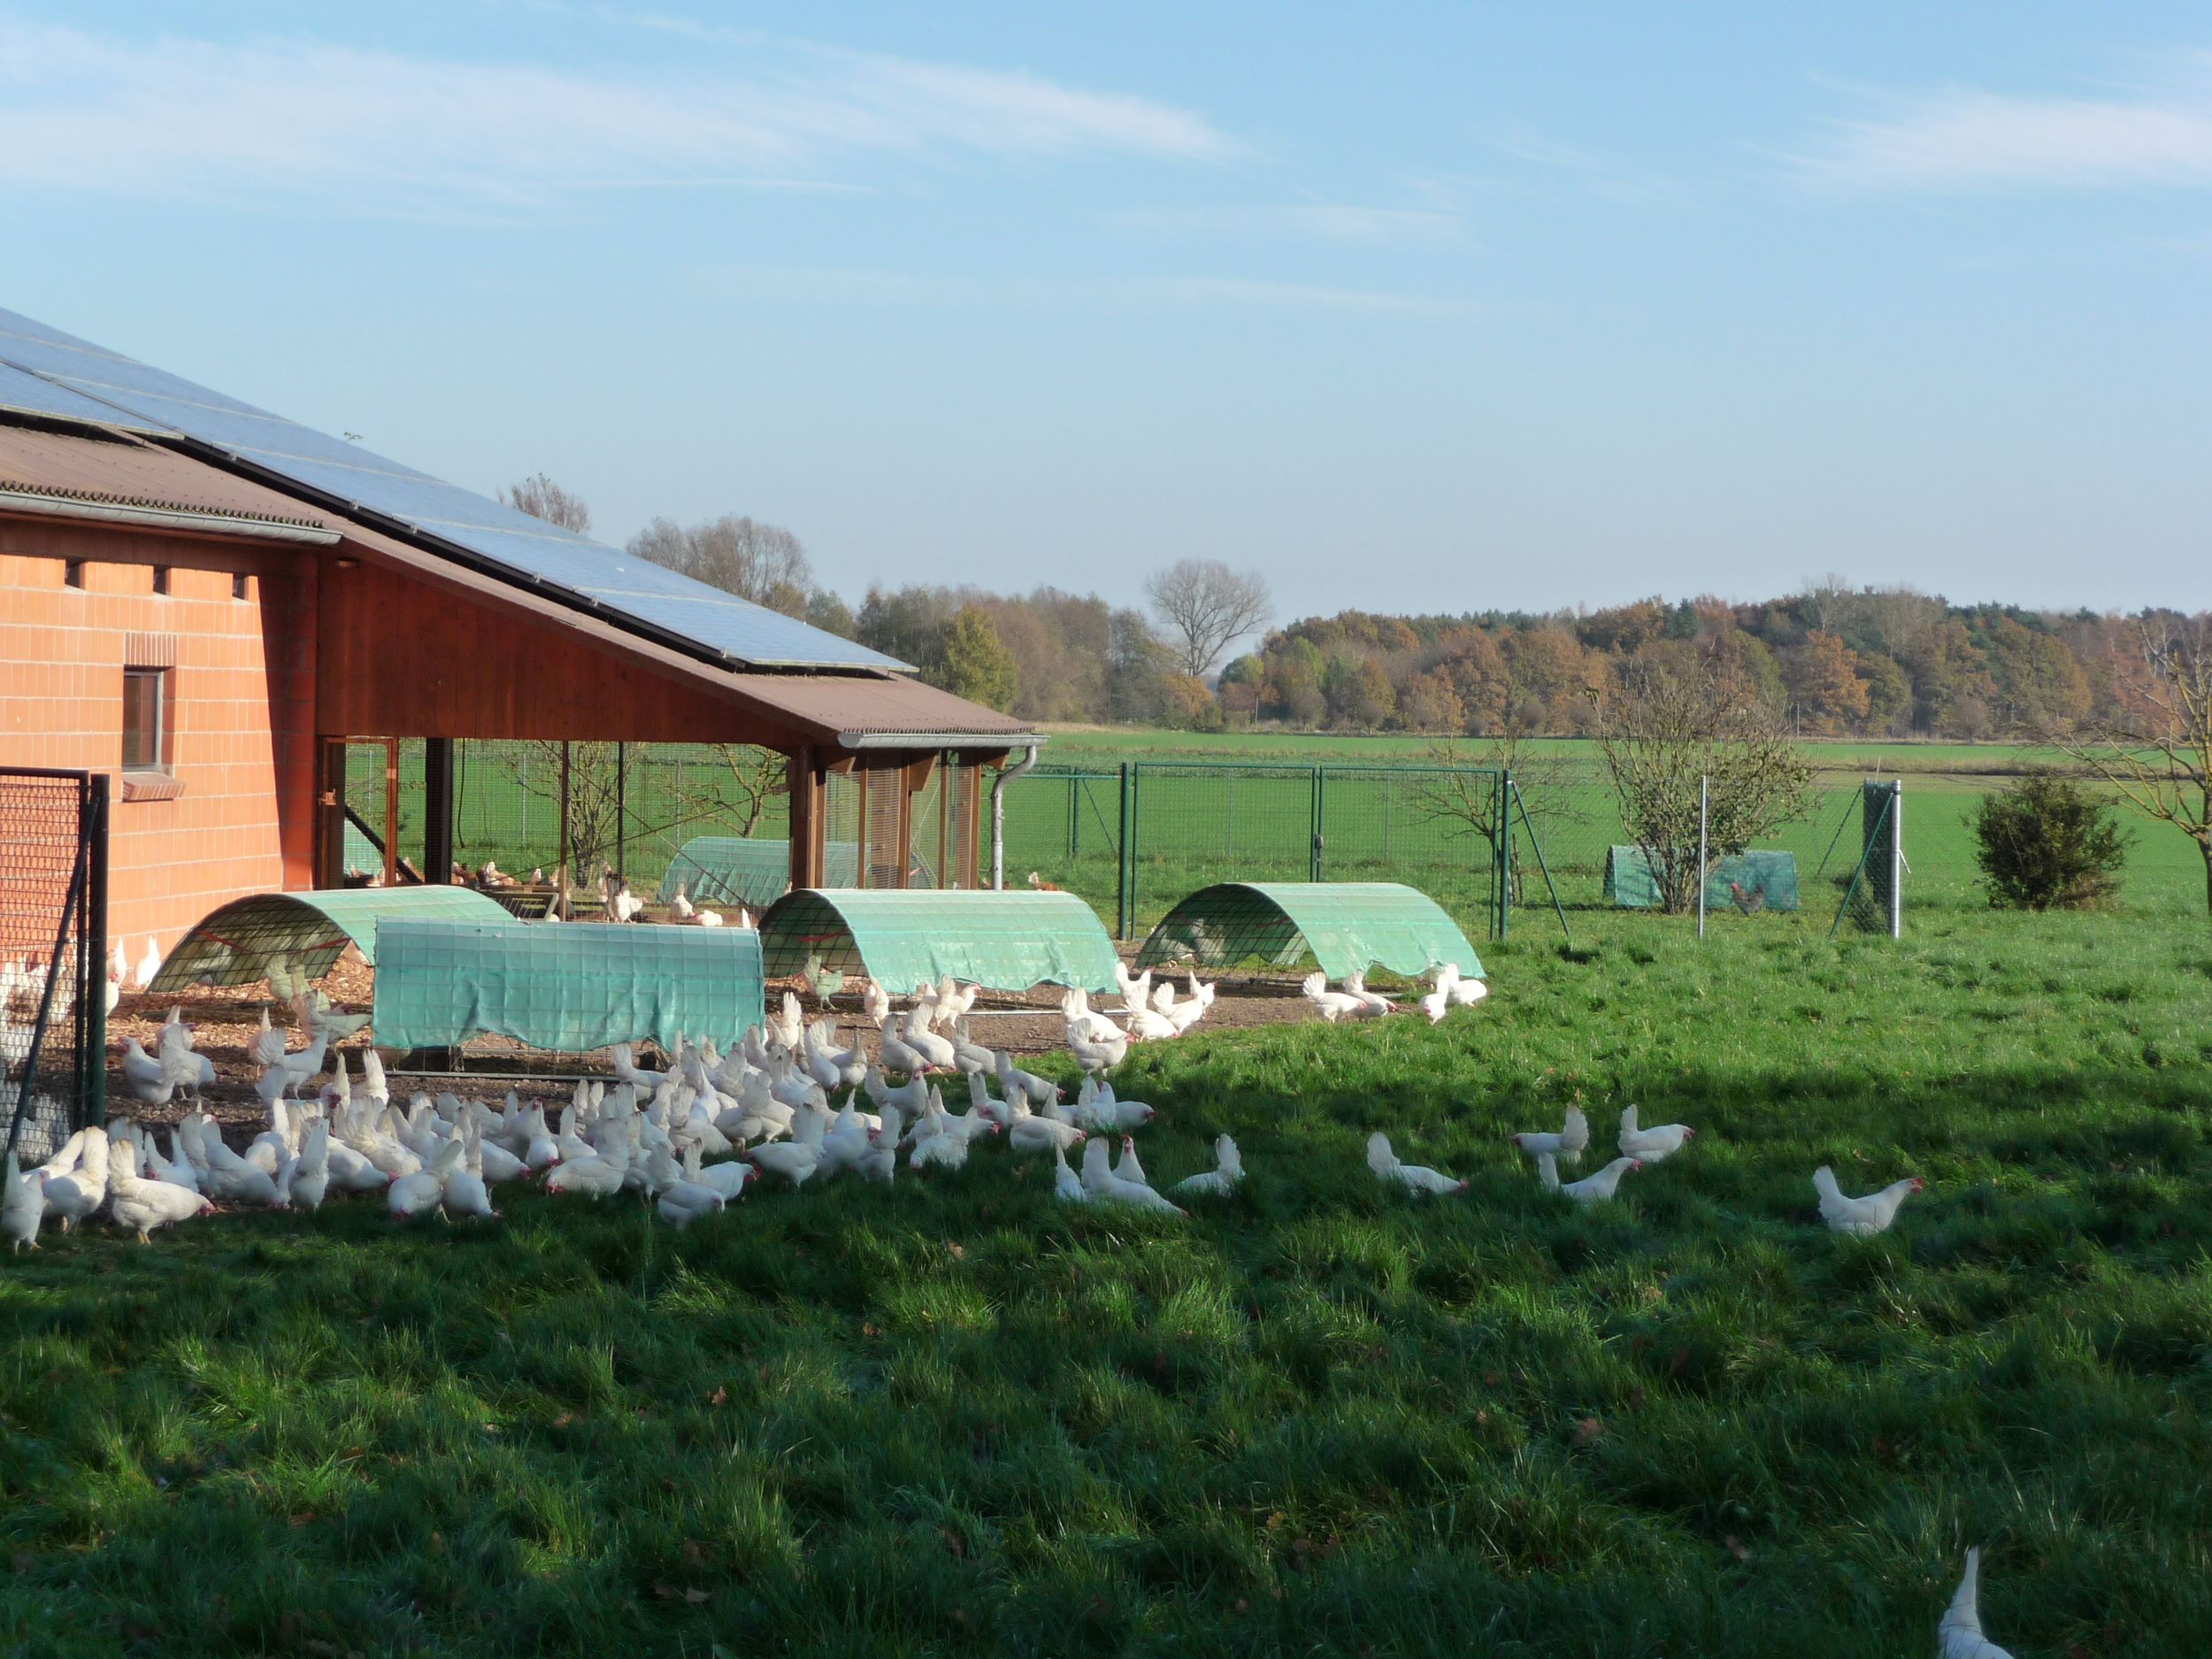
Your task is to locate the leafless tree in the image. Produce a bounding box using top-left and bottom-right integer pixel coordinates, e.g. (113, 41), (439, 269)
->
(1595, 648), (1814, 914)
(630, 515), (814, 618)
(1144, 559), (1271, 679)
(1409, 730), (1590, 905)
(500, 472), (593, 534)
(2054, 612), (2212, 916)
(680, 746), (788, 840)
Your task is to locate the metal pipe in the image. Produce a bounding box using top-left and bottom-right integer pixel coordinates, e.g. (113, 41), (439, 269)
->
(989, 744), (1040, 889)
(1697, 774), (1709, 940)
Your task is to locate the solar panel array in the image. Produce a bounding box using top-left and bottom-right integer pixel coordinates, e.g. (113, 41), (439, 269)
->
(0, 306), (909, 672)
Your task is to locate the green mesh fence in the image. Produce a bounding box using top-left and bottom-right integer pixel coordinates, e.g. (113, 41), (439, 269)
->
(655, 838), (861, 910)
(371, 919), (764, 1055)
(1603, 848), (1800, 912)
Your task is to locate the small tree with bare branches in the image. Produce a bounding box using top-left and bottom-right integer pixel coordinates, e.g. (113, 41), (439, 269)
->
(499, 473), (593, 534)
(1144, 559), (1271, 679)
(2054, 613), (2212, 917)
(1596, 648), (1813, 914)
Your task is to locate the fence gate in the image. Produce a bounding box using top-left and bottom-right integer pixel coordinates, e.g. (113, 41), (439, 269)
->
(1, 769), (107, 1164)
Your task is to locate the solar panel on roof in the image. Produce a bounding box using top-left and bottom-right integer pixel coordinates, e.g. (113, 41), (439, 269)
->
(0, 305), (910, 672)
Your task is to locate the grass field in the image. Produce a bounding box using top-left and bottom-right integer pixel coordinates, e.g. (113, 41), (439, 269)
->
(5, 905), (2211, 1655)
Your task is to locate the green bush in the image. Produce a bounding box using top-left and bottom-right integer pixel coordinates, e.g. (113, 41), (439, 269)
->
(1972, 772), (2130, 910)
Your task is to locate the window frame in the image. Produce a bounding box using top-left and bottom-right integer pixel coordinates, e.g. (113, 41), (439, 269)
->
(121, 665), (173, 776)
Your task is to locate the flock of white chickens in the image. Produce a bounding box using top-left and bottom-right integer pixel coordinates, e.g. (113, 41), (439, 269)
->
(6, 951), (2014, 1653)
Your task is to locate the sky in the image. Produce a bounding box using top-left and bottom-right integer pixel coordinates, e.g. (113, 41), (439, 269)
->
(3, 3), (2209, 632)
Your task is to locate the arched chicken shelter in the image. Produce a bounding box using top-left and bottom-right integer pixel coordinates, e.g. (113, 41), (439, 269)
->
(657, 837), (860, 911)
(1136, 881), (1485, 983)
(757, 888), (1120, 994)
(146, 887), (513, 993)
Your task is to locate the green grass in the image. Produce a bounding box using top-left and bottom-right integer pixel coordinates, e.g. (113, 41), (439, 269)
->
(7, 907), (2212, 1655)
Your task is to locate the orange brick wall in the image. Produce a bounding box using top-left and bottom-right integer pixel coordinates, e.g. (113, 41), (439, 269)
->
(0, 521), (317, 958)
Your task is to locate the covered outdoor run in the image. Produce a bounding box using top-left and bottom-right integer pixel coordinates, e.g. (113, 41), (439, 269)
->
(372, 920), (764, 1056)
(1134, 881), (1485, 982)
(757, 888), (1120, 995)
(146, 886), (513, 992)
(657, 837), (860, 912)
(1603, 848), (1801, 911)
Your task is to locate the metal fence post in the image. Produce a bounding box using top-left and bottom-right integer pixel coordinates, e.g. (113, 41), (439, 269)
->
(1496, 770), (1510, 942)
(1890, 778), (1904, 941)
(614, 741), (627, 887)
(1310, 767), (1325, 882)
(1117, 762), (1135, 941)
(1697, 774), (1709, 940)
(1067, 772), (1078, 862)
(82, 773), (107, 1127)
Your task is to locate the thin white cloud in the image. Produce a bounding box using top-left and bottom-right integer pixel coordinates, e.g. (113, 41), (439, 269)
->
(1103, 204), (1473, 248)
(686, 264), (1491, 319)
(0, 19), (1233, 215)
(1801, 55), (2212, 192)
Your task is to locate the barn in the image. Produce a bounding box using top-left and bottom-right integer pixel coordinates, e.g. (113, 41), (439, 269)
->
(0, 305), (1039, 956)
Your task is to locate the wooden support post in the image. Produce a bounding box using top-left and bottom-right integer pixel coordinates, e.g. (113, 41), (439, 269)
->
(557, 741), (572, 918)
(424, 737), (455, 884)
(382, 737), (400, 888)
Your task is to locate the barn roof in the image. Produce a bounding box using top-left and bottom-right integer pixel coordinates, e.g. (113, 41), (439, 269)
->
(0, 305), (1041, 748)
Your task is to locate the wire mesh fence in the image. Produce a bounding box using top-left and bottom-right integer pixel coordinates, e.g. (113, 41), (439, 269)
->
(1004, 753), (2209, 942)
(0, 769), (105, 1164)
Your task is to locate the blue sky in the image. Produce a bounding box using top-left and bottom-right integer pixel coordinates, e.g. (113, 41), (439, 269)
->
(4, 4), (2208, 626)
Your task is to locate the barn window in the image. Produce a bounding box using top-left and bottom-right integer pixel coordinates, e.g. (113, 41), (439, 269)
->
(64, 558), (85, 588)
(151, 565), (172, 595)
(233, 572), (250, 600)
(122, 667), (172, 772)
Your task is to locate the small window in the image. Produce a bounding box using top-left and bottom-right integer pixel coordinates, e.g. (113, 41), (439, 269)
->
(64, 559), (84, 588)
(232, 572), (250, 601)
(151, 566), (172, 595)
(122, 667), (171, 772)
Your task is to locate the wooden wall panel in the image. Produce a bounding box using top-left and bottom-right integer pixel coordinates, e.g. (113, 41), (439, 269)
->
(315, 560), (813, 747)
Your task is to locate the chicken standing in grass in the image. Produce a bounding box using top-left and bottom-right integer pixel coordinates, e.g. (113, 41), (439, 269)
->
(1539, 1151), (1641, 1203)
(106, 1140), (214, 1243)
(1509, 1107), (1588, 1168)
(1938, 1548), (2015, 1659)
(1366, 1133), (1467, 1195)
(1812, 1166), (1923, 1236)
(1079, 1135), (1186, 1216)
(1617, 1105), (1695, 1163)
(1171, 1134), (1241, 1197)
(4, 1151), (44, 1253)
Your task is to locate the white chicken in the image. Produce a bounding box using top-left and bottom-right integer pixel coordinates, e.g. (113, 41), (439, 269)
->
(1539, 1151), (1641, 1203)
(4, 1151), (44, 1252)
(1078, 1135), (1186, 1216)
(995, 1049), (1060, 1109)
(1342, 970), (1394, 1018)
(1431, 960), (1489, 1010)
(1171, 1134), (1241, 1198)
(442, 1120), (497, 1220)
(388, 1138), (461, 1219)
(134, 937), (163, 992)
(1301, 973), (1375, 1024)
(1073, 1078), (1156, 1133)
(39, 1126), (108, 1231)
(1509, 1107), (1588, 1168)
(109, 1140), (215, 1241)
(1813, 1166), (1923, 1237)
(288, 1120), (332, 1212)
(1617, 1105), (1694, 1163)
(1938, 1548), (2014, 1659)
(1051, 1141), (1087, 1203)
(1366, 1132), (1467, 1196)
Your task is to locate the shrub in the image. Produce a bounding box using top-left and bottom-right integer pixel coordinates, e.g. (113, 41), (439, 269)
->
(1972, 772), (2130, 910)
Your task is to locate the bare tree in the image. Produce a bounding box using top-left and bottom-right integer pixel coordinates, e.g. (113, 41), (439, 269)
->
(1144, 559), (1271, 679)
(680, 746), (788, 840)
(1596, 647), (1814, 914)
(501, 472), (593, 534)
(630, 515), (814, 618)
(2054, 613), (2212, 916)
(1410, 729), (1591, 904)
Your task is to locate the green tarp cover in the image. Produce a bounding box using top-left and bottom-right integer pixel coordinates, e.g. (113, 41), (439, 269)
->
(1135, 881), (1484, 982)
(1603, 847), (1801, 911)
(147, 887), (514, 993)
(372, 919), (764, 1055)
(757, 888), (1120, 994)
(656, 838), (860, 909)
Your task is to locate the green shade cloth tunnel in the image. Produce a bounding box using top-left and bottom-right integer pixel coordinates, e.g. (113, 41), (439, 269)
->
(757, 888), (1120, 994)
(656, 837), (861, 910)
(1603, 848), (1800, 911)
(371, 919), (764, 1055)
(1135, 881), (1484, 982)
(146, 887), (515, 993)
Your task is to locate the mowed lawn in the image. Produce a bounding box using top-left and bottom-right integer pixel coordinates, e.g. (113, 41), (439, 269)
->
(6, 908), (2212, 1655)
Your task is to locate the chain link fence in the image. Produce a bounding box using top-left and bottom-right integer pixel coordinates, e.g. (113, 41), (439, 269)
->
(1, 769), (106, 1164)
